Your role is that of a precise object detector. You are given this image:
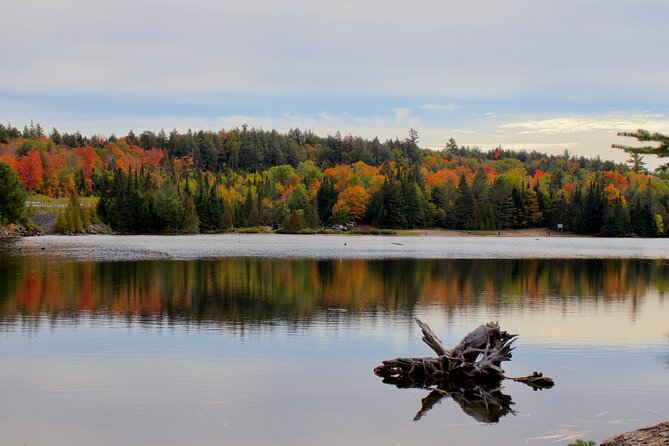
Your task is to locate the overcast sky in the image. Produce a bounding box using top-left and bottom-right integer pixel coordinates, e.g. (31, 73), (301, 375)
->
(2, 0), (668, 166)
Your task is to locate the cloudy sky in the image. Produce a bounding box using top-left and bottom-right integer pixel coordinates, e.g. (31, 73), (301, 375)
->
(2, 0), (668, 166)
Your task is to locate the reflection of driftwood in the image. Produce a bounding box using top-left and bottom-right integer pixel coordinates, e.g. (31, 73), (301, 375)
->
(374, 318), (554, 422)
(414, 383), (515, 423)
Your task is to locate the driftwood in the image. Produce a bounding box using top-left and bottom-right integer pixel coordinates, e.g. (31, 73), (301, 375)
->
(374, 318), (554, 422)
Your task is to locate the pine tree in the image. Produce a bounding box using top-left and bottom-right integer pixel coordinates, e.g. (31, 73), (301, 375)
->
(403, 181), (426, 229)
(0, 162), (27, 225)
(54, 210), (68, 233)
(582, 183), (604, 234)
(614, 129), (669, 171)
(180, 193), (200, 233)
(153, 178), (184, 232)
(490, 178), (513, 229)
(602, 196), (630, 237)
(453, 174), (475, 229)
(316, 176), (338, 224)
(303, 201), (320, 228)
(379, 179), (407, 228)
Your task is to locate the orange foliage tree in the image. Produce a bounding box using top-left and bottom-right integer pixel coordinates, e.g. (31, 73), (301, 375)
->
(335, 185), (370, 221)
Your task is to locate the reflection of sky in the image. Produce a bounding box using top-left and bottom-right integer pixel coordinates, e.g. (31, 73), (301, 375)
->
(416, 291), (669, 346)
(2, 238), (669, 445)
(1, 303), (668, 445)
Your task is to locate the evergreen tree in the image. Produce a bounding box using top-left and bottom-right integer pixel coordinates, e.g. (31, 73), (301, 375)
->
(316, 176), (338, 224)
(242, 187), (259, 227)
(614, 129), (669, 172)
(432, 182), (457, 228)
(366, 189), (384, 226)
(453, 174), (475, 229)
(626, 152), (646, 173)
(303, 201), (320, 228)
(0, 162), (27, 225)
(181, 193), (200, 233)
(548, 192), (568, 231)
(403, 181), (426, 228)
(511, 186), (525, 228)
(569, 189), (585, 233)
(490, 177), (513, 229)
(282, 210), (305, 232)
(153, 178), (184, 232)
(602, 196), (631, 237)
(378, 179), (407, 228)
(54, 209), (70, 233)
(582, 183), (604, 234)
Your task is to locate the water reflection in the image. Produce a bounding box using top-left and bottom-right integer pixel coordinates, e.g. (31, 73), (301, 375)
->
(1, 248), (668, 445)
(1, 256), (667, 326)
(414, 383), (515, 423)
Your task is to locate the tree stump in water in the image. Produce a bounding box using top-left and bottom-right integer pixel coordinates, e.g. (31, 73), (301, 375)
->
(374, 318), (554, 422)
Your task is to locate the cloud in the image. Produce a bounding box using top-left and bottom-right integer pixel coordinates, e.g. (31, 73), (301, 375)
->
(419, 104), (462, 113)
(498, 115), (669, 136)
(1, 0), (668, 103)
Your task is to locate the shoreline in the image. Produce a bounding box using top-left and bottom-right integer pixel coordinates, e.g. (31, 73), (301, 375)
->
(1, 225), (583, 239)
(408, 228), (581, 237)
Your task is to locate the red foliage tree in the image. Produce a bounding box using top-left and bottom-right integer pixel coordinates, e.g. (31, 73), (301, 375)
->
(76, 146), (101, 194)
(17, 151), (44, 193)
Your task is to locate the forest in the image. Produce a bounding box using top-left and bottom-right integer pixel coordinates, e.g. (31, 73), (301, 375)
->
(1, 121), (668, 237)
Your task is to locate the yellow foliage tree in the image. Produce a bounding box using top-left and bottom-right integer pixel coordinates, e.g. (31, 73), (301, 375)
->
(335, 185), (370, 222)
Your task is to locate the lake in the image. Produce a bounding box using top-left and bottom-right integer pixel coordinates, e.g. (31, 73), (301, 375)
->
(1, 234), (668, 445)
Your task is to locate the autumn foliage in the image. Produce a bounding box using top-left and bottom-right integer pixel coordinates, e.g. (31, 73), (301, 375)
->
(0, 122), (668, 236)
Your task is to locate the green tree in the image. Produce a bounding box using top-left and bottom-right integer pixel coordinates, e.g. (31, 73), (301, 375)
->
(378, 179), (407, 228)
(582, 183), (604, 235)
(602, 196), (630, 237)
(54, 209), (71, 233)
(490, 177), (513, 229)
(180, 193), (200, 233)
(403, 181), (426, 228)
(0, 162), (27, 225)
(523, 187), (542, 226)
(316, 176), (338, 224)
(453, 174), (475, 229)
(153, 178), (184, 232)
(287, 183), (310, 211)
(444, 138), (459, 154)
(627, 152), (646, 173)
(282, 210), (305, 232)
(614, 129), (669, 172)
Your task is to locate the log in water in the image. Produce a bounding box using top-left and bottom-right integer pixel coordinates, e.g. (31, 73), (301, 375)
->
(374, 318), (554, 422)
(375, 318), (554, 389)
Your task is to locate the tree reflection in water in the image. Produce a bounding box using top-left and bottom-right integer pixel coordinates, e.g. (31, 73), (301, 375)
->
(0, 256), (668, 325)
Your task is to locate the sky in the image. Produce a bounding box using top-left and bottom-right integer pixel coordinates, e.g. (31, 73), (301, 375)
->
(2, 0), (669, 167)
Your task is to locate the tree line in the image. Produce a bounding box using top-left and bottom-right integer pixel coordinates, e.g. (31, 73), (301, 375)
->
(1, 122), (668, 236)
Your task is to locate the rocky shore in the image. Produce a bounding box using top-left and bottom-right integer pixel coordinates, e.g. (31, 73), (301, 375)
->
(0, 223), (43, 237)
(600, 421), (669, 445)
(1, 209), (112, 237)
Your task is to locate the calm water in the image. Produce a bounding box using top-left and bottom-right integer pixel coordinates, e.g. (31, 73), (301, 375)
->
(1, 235), (668, 445)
